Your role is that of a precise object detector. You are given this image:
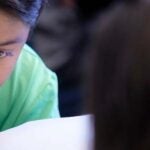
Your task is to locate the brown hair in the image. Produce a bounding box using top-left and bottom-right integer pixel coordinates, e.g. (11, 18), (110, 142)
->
(88, 1), (150, 150)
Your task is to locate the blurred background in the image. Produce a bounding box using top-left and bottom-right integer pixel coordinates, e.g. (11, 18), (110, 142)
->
(27, 0), (117, 117)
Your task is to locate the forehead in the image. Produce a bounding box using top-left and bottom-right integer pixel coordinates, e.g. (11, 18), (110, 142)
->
(0, 10), (30, 44)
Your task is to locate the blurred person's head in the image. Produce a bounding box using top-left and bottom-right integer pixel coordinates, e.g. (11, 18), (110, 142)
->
(88, 0), (150, 150)
(0, 0), (45, 85)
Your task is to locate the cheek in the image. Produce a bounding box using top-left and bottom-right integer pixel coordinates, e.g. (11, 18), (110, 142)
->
(0, 52), (20, 85)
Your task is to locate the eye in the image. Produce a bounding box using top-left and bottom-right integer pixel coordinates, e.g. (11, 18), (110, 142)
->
(0, 51), (7, 58)
(0, 50), (13, 58)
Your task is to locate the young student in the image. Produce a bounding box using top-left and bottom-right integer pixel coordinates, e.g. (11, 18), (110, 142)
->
(0, 0), (59, 131)
(88, 0), (150, 150)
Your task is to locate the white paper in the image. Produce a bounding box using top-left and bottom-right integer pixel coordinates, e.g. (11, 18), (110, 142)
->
(0, 115), (94, 150)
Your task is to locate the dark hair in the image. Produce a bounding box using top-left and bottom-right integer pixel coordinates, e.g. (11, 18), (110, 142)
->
(76, 0), (117, 22)
(88, 0), (150, 150)
(76, 0), (138, 22)
(0, 0), (46, 26)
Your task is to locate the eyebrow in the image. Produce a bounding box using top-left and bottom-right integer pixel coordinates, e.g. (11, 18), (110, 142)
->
(0, 38), (23, 46)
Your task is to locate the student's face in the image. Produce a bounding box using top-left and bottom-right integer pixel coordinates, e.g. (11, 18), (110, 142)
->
(0, 11), (30, 85)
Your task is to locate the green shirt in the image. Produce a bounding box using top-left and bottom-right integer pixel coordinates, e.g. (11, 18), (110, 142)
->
(0, 44), (60, 131)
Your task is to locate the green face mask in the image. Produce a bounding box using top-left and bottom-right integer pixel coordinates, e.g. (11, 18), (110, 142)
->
(0, 44), (60, 131)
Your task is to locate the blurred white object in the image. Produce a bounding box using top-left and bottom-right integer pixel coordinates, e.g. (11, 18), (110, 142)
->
(0, 115), (94, 150)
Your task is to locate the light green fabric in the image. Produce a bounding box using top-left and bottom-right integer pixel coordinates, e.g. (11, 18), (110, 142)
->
(0, 44), (60, 131)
